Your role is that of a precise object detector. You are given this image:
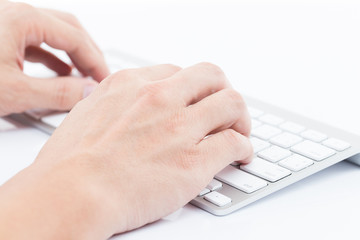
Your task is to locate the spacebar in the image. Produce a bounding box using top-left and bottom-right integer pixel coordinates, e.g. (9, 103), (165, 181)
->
(215, 165), (268, 193)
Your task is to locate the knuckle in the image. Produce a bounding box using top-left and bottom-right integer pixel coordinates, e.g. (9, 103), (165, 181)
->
(68, 29), (87, 54)
(74, 29), (88, 45)
(162, 64), (182, 73)
(224, 88), (244, 102)
(2, 78), (31, 113)
(223, 89), (245, 109)
(111, 69), (136, 81)
(53, 81), (72, 109)
(197, 62), (228, 88)
(104, 69), (138, 86)
(198, 62), (225, 77)
(64, 12), (81, 26)
(223, 129), (242, 146)
(13, 2), (35, 13)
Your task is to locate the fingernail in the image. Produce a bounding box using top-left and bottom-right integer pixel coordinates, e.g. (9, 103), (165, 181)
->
(83, 84), (97, 99)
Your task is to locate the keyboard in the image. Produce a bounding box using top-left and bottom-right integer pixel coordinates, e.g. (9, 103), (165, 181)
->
(192, 97), (360, 215)
(9, 49), (360, 216)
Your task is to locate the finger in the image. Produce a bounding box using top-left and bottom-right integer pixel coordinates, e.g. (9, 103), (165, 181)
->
(26, 75), (98, 110)
(25, 46), (72, 76)
(164, 62), (232, 106)
(39, 8), (102, 54)
(29, 10), (109, 81)
(198, 129), (253, 175)
(187, 88), (251, 138)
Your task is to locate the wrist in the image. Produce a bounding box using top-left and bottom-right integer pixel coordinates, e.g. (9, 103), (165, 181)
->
(0, 156), (125, 239)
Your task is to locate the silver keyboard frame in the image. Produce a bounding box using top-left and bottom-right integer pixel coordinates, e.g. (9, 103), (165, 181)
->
(8, 112), (58, 135)
(191, 95), (360, 216)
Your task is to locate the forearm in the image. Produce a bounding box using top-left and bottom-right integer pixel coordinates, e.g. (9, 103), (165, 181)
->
(0, 161), (118, 240)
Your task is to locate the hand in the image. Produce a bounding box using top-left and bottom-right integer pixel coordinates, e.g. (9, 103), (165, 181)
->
(0, 1), (109, 116)
(0, 63), (252, 239)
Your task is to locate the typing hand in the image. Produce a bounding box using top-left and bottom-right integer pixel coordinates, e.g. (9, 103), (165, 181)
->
(0, 1), (109, 116)
(0, 63), (253, 239)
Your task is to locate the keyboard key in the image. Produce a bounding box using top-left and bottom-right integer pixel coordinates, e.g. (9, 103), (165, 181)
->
(301, 130), (327, 142)
(252, 119), (262, 129)
(198, 188), (210, 196)
(279, 121), (306, 134)
(248, 107), (264, 118)
(251, 124), (282, 140)
(206, 179), (223, 191)
(41, 113), (68, 128)
(279, 154), (314, 171)
(204, 191), (232, 207)
(270, 132), (303, 148)
(291, 140), (336, 161)
(240, 157), (291, 182)
(216, 165), (267, 194)
(259, 114), (284, 126)
(322, 138), (351, 151)
(250, 137), (271, 153)
(258, 146), (292, 163)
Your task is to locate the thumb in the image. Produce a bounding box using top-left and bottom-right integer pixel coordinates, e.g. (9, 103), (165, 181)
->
(27, 76), (98, 110)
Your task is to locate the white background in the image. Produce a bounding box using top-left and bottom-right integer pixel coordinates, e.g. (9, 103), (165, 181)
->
(19, 0), (360, 135)
(1, 0), (360, 239)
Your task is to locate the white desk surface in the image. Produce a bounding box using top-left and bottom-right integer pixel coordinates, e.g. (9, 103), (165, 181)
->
(2, 1), (360, 239)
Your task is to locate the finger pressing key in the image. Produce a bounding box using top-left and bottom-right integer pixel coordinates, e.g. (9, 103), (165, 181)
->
(187, 88), (251, 139)
(165, 62), (232, 106)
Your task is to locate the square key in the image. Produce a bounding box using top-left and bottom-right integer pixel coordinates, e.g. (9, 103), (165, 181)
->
(204, 191), (232, 207)
(279, 154), (314, 172)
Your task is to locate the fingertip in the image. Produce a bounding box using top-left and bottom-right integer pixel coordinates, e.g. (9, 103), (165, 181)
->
(85, 61), (110, 82)
(235, 135), (254, 164)
(28, 76), (100, 110)
(236, 155), (254, 165)
(96, 65), (111, 82)
(86, 45), (110, 81)
(83, 80), (98, 99)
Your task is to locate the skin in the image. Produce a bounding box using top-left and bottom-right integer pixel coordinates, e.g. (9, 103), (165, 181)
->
(0, 1), (109, 116)
(0, 1), (253, 239)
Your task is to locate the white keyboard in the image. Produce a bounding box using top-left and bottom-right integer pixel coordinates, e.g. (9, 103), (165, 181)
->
(9, 49), (360, 216)
(198, 106), (350, 206)
(192, 100), (360, 215)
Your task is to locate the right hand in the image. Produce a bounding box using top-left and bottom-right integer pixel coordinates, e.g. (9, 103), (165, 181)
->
(0, 63), (253, 239)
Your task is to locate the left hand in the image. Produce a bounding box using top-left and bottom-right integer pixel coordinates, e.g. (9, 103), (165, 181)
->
(0, 1), (110, 116)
